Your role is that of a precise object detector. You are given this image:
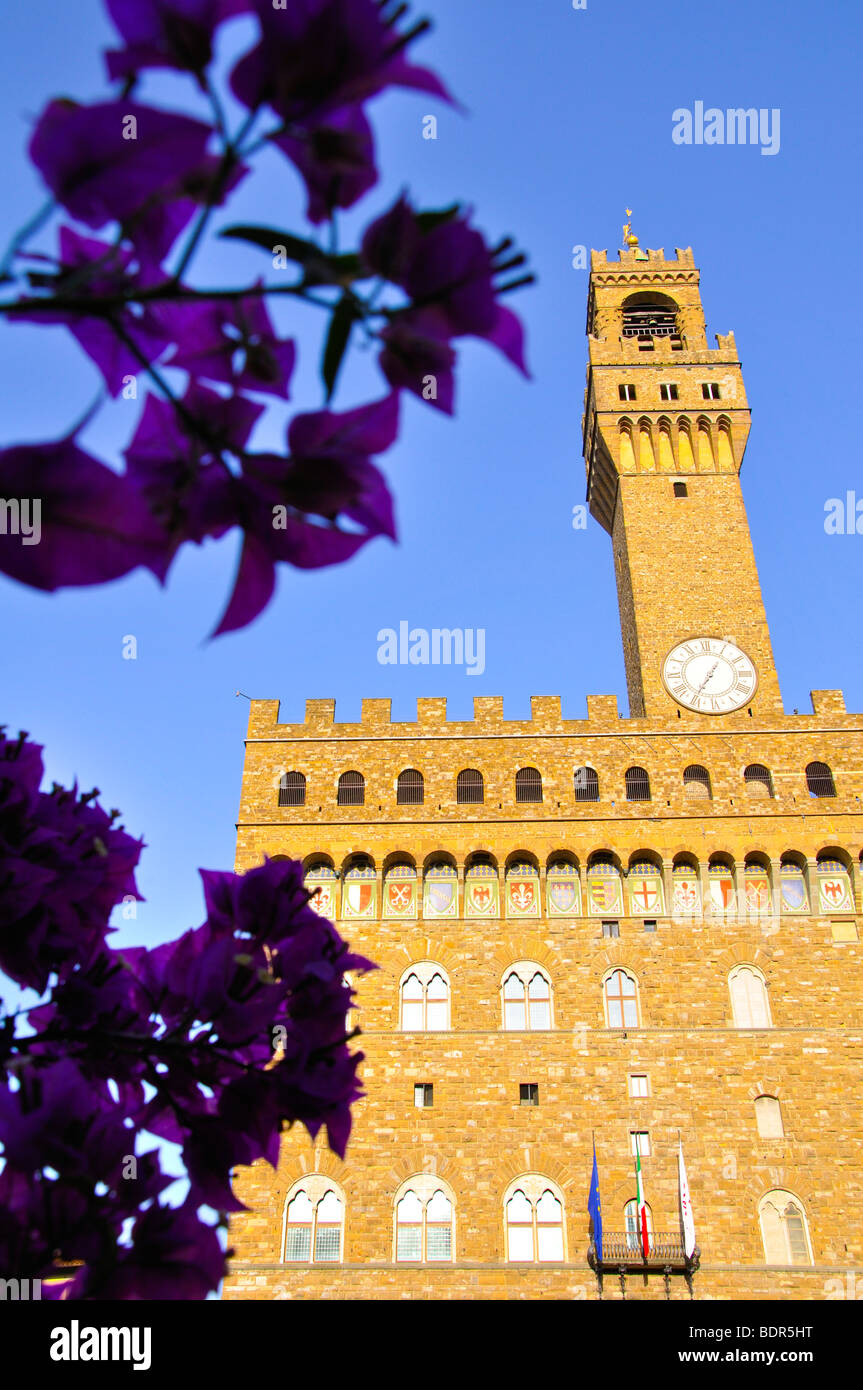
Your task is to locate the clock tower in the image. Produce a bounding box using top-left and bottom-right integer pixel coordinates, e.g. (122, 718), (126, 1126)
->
(582, 237), (784, 720)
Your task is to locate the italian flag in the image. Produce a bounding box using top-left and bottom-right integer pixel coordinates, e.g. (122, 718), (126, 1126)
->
(635, 1151), (650, 1258)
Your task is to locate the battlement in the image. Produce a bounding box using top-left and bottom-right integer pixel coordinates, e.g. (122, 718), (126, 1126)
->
(590, 246), (697, 271)
(244, 690), (855, 740)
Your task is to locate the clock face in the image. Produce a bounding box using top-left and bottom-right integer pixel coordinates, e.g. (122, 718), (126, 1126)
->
(662, 638), (757, 714)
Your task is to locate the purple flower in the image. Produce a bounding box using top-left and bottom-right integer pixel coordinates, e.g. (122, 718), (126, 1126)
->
(273, 106), (377, 224)
(0, 435), (168, 597)
(362, 196), (530, 386)
(377, 308), (456, 413)
(86, 1200), (226, 1300)
(11, 227), (172, 395)
(0, 731), (144, 991)
(122, 384), (261, 572)
(105, 0), (251, 81)
(213, 393), (399, 633)
(158, 292), (296, 397)
(230, 0), (452, 125)
(30, 99), (212, 226)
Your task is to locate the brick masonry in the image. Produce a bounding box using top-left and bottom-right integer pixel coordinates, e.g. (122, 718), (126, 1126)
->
(223, 248), (863, 1302)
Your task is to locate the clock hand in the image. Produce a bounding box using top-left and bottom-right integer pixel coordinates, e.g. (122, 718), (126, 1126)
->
(693, 660), (719, 700)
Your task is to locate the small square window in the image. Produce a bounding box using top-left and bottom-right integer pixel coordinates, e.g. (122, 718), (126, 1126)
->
(660, 383), (679, 401)
(643, 919), (657, 932)
(630, 1130), (650, 1157)
(701, 382), (721, 400)
(414, 1083), (433, 1109)
(618, 383), (637, 401)
(602, 921), (620, 939)
(673, 481), (688, 498)
(629, 1075), (649, 1098)
(520, 1083), (539, 1107)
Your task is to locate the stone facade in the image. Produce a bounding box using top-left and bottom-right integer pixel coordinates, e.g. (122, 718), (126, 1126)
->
(223, 247), (863, 1302)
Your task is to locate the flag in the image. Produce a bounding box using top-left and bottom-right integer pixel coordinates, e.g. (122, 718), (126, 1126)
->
(588, 1141), (603, 1261)
(635, 1150), (650, 1258)
(678, 1141), (696, 1258)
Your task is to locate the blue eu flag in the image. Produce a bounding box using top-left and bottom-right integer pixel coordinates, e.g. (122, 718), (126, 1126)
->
(588, 1143), (603, 1261)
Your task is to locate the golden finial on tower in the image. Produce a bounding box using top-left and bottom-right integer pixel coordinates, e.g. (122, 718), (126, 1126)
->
(622, 209), (639, 249)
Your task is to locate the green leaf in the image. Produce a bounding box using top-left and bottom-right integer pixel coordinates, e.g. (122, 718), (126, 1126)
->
(219, 226), (365, 286)
(321, 294), (358, 402)
(415, 203), (462, 234)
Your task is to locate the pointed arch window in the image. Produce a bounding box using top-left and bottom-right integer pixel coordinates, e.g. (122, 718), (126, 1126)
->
(502, 965), (552, 1031)
(395, 1178), (454, 1263)
(758, 1191), (813, 1265)
(505, 1179), (565, 1262)
(515, 767), (543, 803)
(624, 1199), (654, 1253)
(278, 771), (306, 807)
(400, 964), (450, 1031)
(282, 1180), (344, 1263)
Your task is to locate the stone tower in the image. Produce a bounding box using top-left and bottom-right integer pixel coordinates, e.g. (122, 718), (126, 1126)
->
(223, 243), (863, 1302)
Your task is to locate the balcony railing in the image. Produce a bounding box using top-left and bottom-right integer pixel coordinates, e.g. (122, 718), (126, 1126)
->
(589, 1231), (699, 1270)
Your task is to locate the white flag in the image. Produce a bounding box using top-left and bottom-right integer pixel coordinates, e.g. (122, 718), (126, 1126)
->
(678, 1142), (695, 1258)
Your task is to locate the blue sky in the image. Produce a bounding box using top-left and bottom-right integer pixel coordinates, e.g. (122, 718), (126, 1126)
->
(1, 0), (861, 954)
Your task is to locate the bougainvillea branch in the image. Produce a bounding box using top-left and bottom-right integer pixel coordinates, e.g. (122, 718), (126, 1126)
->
(0, 0), (533, 635)
(0, 727), (373, 1299)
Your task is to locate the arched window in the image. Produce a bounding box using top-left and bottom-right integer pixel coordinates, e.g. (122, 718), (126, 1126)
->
(754, 1095), (784, 1139)
(400, 964), (450, 1031)
(625, 766), (651, 802)
(683, 765), (711, 799)
(621, 292), (678, 340)
(397, 768), (424, 805)
(806, 761), (836, 798)
(457, 768), (484, 804)
(515, 767), (542, 803)
(395, 1177), (454, 1263)
(758, 1191), (813, 1265)
(505, 1178), (565, 1262)
(604, 969), (639, 1028)
(502, 964), (552, 1030)
(744, 764), (773, 798)
(624, 1199), (654, 1253)
(337, 770), (364, 806)
(729, 966), (771, 1028)
(574, 766), (600, 802)
(816, 857), (853, 913)
(282, 1179), (344, 1263)
(278, 771), (306, 807)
